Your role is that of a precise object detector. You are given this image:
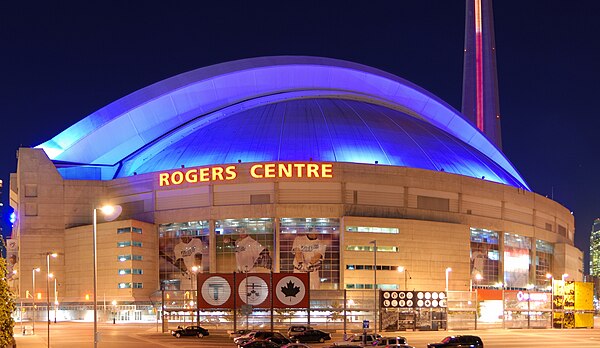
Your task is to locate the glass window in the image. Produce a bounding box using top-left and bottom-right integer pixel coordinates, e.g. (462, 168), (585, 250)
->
(118, 282), (132, 289)
(117, 241), (131, 248)
(346, 226), (399, 234)
(504, 233), (531, 288)
(132, 227), (142, 234)
(215, 218), (274, 274)
(470, 228), (500, 287)
(159, 221), (209, 290)
(280, 218), (340, 290)
(117, 227), (132, 234)
(535, 240), (553, 287)
(118, 269), (143, 275)
(345, 245), (398, 252)
(133, 283), (143, 288)
(117, 255), (143, 262)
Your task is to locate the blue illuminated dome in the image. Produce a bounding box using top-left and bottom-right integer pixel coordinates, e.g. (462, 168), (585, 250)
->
(36, 56), (529, 189)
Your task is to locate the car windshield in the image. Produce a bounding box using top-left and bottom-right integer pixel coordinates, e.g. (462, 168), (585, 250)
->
(441, 336), (458, 343)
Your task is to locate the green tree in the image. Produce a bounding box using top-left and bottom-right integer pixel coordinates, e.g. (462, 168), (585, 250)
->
(0, 256), (16, 347)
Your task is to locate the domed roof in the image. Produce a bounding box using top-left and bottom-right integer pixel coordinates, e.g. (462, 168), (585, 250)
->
(36, 56), (529, 189)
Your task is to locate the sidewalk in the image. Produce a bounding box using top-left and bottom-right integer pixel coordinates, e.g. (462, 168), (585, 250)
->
(14, 332), (46, 348)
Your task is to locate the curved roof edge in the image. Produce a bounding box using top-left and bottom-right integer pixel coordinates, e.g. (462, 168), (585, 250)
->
(36, 56), (529, 190)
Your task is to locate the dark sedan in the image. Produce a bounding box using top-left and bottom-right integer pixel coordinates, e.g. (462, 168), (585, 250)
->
(427, 335), (484, 348)
(240, 340), (282, 348)
(170, 325), (209, 338)
(291, 329), (331, 343)
(236, 331), (292, 347)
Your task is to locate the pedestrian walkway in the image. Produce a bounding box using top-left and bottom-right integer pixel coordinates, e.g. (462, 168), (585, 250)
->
(14, 332), (45, 348)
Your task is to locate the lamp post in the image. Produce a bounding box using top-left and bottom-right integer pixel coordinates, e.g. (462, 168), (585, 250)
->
(445, 267), (452, 293)
(54, 278), (58, 323)
(397, 266), (411, 291)
(93, 205), (122, 347)
(46, 252), (57, 347)
(190, 266), (199, 324)
(369, 240), (377, 336)
(546, 274), (553, 329)
(32, 267), (40, 335)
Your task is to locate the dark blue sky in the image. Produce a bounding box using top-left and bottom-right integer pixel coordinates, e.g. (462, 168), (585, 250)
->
(1, 1), (599, 268)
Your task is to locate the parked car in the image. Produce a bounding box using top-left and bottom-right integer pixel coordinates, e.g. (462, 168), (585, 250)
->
(236, 331), (292, 347)
(291, 329), (331, 343)
(427, 335), (484, 348)
(170, 325), (209, 338)
(287, 325), (313, 337)
(347, 333), (381, 344)
(234, 331), (259, 345)
(229, 329), (253, 339)
(281, 343), (312, 348)
(373, 336), (414, 347)
(240, 340), (282, 348)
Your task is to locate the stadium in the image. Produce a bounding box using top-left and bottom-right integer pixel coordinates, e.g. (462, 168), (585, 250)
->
(8, 56), (583, 330)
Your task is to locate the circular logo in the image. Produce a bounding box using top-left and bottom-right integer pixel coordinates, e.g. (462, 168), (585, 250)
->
(439, 299), (447, 307)
(201, 276), (232, 306)
(398, 292), (405, 299)
(275, 275), (306, 306)
(391, 292), (398, 299)
(406, 292), (413, 299)
(239, 276), (269, 305)
(439, 292), (446, 300)
(432, 292), (439, 300)
(383, 292), (391, 299)
(383, 300), (390, 307)
(417, 299), (424, 307)
(424, 299), (431, 307)
(406, 300), (413, 307)
(398, 300), (405, 307)
(417, 292), (424, 299)
(391, 299), (398, 307)
(432, 299), (439, 307)
(425, 292), (431, 300)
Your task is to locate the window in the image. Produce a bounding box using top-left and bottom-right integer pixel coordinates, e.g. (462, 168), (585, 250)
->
(118, 269), (143, 275)
(346, 245), (398, 252)
(536, 240), (553, 286)
(132, 227), (142, 234)
(279, 218), (340, 289)
(117, 241), (142, 247)
(470, 228), (499, 287)
(159, 221), (210, 290)
(117, 255), (142, 262)
(346, 226), (399, 234)
(504, 233), (531, 288)
(346, 265), (399, 270)
(215, 218), (274, 274)
(118, 282), (142, 289)
(117, 227), (132, 234)
(345, 283), (398, 290)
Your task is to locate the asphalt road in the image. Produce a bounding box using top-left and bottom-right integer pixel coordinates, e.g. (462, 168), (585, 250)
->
(13, 322), (600, 348)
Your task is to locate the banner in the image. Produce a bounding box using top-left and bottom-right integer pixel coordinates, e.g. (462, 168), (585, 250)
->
(197, 272), (309, 309)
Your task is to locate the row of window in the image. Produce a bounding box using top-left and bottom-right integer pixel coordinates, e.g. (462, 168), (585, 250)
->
(346, 245), (398, 252)
(118, 255), (143, 261)
(118, 282), (143, 289)
(117, 227), (143, 234)
(345, 283), (399, 290)
(346, 265), (400, 270)
(118, 269), (143, 275)
(117, 241), (143, 247)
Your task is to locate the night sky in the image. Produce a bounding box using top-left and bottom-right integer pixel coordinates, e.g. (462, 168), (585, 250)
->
(1, 1), (599, 268)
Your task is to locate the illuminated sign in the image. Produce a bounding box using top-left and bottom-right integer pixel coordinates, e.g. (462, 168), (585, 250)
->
(516, 291), (548, 302)
(159, 163), (333, 186)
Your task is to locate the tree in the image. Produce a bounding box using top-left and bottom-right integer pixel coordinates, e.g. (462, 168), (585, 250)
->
(0, 256), (16, 347)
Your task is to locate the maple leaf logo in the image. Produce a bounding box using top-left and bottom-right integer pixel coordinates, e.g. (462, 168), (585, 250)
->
(281, 280), (300, 297)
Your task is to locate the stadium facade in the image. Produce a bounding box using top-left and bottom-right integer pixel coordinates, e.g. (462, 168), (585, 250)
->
(7, 56), (583, 328)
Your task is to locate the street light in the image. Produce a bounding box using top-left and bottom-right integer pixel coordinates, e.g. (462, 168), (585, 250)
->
(445, 267), (452, 293)
(46, 252), (57, 348)
(93, 204), (122, 347)
(397, 266), (411, 291)
(54, 277), (58, 323)
(369, 240), (377, 336)
(32, 267), (40, 335)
